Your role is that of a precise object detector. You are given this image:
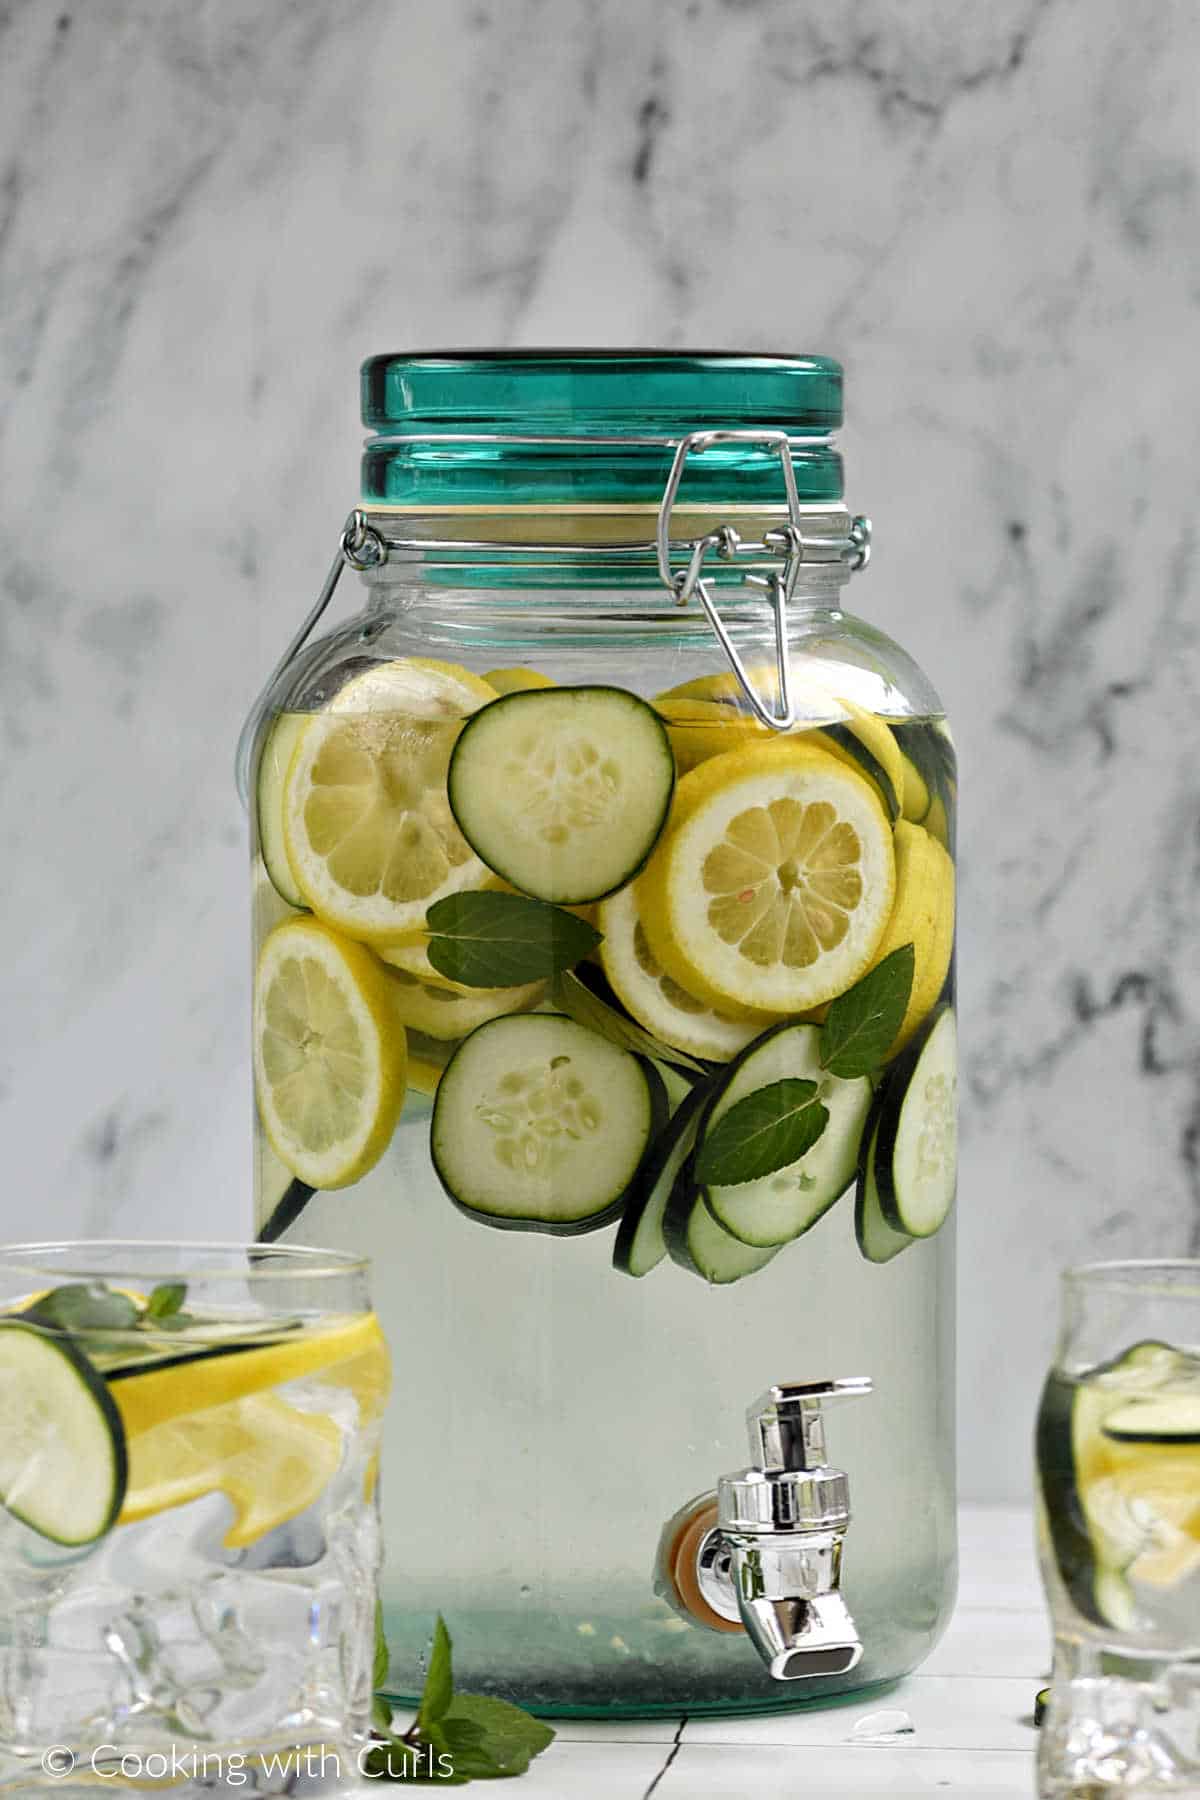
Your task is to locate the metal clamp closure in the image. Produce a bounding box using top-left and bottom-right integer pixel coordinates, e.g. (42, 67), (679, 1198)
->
(654, 431), (870, 733)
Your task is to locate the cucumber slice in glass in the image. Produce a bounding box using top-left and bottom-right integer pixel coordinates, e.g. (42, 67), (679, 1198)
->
(0, 1320), (127, 1545)
(431, 1013), (665, 1234)
(874, 1007), (957, 1238)
(447, 686), (675, 904)
(698, 1022), (872, 1248)
(1102, 1395), (1200, 1444)
(1036, 1341), (1186, 1631)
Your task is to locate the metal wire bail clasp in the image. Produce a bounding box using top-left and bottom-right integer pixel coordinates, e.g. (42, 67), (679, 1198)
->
(656, 429), (809, 732)
(234, 509), (387, 804)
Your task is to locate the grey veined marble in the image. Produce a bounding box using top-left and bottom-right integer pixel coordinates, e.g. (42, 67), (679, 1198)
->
(1, 0), (1198, 1499)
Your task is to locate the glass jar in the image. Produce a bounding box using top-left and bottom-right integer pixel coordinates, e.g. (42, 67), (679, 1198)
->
(239, 352), (958, 1717)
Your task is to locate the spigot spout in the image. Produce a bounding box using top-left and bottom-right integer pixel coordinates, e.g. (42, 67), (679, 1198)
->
(738, 1590), (863, 1680)
(725, 1528), (863, 1681)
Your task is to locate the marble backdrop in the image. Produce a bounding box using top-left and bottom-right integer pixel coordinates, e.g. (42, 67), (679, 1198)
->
(2, 0), (1197, 1501)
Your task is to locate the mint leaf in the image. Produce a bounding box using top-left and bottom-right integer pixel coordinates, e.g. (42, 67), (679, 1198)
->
(417, 1615), (454, 1731)
(372, 1694), (395, 1735)
(819, 944), (915, 1077)
(426, 892), (601, 989)
(145, 1282), (186, 1320)
(440, 1694), (555, 1776)
(695, 1080), (828, 1186)
(373, 1597), (390, 1691)
(24, 1283), (140, 1335)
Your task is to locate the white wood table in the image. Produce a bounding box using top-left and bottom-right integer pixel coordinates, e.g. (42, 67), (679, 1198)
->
(310, 1505), (1047, 1797)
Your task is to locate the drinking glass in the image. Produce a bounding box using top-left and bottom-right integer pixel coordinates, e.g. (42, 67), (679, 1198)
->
(0, 1241), (389, 1796)
(1036, 1260), (1200, 1795)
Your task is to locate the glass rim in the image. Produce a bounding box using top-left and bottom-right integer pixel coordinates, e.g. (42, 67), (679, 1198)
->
(0, 1239), (369, 1285)
(1063, 1257), (1200, 1298)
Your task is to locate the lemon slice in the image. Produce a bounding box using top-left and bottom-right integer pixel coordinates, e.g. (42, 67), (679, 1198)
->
(597, 884), (777, 1061)
(110, 1312), (389, 1437)
(655, 697), (766, 774)
(655, 676), (904, 821)
(868, 821), (955, 1055)
(254, 918), (407, 1187)
(382, 965), (545, 1040)
(639, 741), (895, 1014)
(483, 666), (557, 695)
(119, 1392), (344, 1548)
(282, 658), (499, 944)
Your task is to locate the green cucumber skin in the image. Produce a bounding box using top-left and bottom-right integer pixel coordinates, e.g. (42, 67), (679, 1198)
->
(0, 1321), (128, 1545)
(447, 685), (676, 906)
(433, 1052), (669, 1238)
(1035, 1370), (1114, 1630)
(1103, 1426), (1200, 1445)
(661, 1147), (704, 1273)
(815, 722), (901, 822)
(853, 1102), (915, 1265)
(256, 1178), (316, 1245)
(613, 1085), (709, 1277)
(873, 1006), (955, 1238)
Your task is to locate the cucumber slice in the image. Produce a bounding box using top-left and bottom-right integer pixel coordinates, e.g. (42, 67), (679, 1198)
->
(1102, 1396), (1200, 1444)
(697, 1023), (871, 1248)
(666, 1191), (781, 1285)
(613, 1086), (708, 1278)
(874, 1007), (957, 1238)
(854, 1113), (915, 1264)
(1036, 1340), (1185, 1631)
(447, 686), (675, 904)
(256, 712), (308, 908)
(431, 1013), (666, 1234)
(0, 1321), (127, 1545)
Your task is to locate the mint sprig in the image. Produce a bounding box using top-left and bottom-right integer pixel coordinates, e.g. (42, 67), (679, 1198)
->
(369, 1611), (554, 1785)
(695, 1079), (828, 1186)
(23, 1281), (195, 1338)
(819, 944), (915, 1077)
(425, 892), (601, 989)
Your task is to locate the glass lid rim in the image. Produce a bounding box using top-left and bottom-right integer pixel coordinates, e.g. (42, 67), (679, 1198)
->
(362, 347), (843, 368)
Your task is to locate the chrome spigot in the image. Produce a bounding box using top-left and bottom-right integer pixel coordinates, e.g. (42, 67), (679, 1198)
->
(686, 1379), (872, 1681)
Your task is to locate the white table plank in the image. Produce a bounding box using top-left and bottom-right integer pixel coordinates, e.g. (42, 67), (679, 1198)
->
(922, 1604), (1050, 1679)
(685, 1674), (1038, 1753)
(659, 1744), (1035, 1798)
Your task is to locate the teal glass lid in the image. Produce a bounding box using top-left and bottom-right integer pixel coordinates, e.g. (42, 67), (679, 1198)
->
(360, 350), (845, 510)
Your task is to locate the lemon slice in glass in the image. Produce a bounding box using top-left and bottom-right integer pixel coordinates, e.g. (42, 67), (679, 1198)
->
(119, 1392), (343, 1548)
(597, 884), (778, 1061)
(283, 658), (498, 943)
(254, 917), (407, 1188)
(639, 741), (895, 1014)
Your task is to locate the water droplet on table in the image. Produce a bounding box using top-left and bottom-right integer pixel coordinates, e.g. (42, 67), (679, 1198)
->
(848, 1708), (915, 1743)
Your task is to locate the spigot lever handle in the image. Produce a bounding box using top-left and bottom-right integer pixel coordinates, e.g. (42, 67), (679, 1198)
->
(747, 1378), (872, 1471)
